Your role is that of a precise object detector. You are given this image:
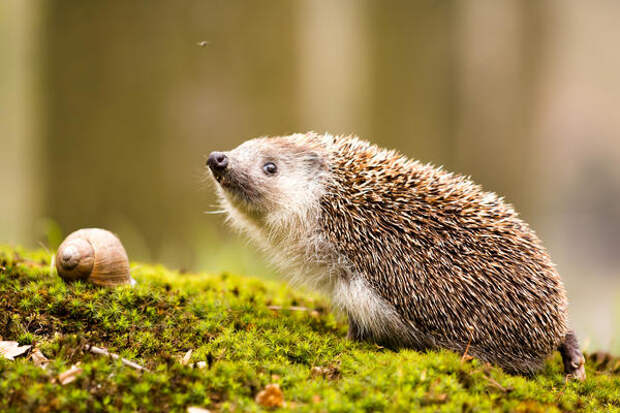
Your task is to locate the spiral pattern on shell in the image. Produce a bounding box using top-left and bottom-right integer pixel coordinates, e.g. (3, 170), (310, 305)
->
(55, 228), (132, 287)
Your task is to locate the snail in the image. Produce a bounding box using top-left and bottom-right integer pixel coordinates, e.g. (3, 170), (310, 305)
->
(54, 228), (135, 287)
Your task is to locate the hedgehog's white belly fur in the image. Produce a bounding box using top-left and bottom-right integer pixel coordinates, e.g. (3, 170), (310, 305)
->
(269, 235), (405, 339)
(266, 231), (407, 341)
(331, 276), (404, 340)
(220, 186), (410, 342)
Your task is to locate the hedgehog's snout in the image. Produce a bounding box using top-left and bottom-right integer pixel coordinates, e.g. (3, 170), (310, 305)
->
(207, 151), (229, 180)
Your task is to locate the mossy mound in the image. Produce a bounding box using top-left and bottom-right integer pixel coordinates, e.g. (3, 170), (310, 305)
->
(0, 246), (619, 412)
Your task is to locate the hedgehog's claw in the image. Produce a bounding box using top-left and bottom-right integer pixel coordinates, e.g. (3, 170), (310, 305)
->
(566, 356), (586, 382)
(558, 331), (586, 381)
(559, 330), (586, 382)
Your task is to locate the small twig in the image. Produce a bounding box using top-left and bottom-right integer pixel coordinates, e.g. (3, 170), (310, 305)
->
(461, 337), (472, 362)
(15, 256), (45, 268)
(483, 374), (510, 393)
(461, 325), (475, 363)
(86, 345), (150, 372)
(37, 241), (51, 254)
(268, 305), (311, 312)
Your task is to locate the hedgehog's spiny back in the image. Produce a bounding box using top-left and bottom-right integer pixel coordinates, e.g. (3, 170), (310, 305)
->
(317, 135), (568, 373)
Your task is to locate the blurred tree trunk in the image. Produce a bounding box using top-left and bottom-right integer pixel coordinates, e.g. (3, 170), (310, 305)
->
(366, 0), (457, 166)
(0, 0), (43, 244)
(297, 0), (371, 136)
(41, 1), (299, 265)
(453, 0), (547, 220)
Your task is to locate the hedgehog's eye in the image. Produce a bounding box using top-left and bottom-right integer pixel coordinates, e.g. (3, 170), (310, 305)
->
(263, 162), (277, 176)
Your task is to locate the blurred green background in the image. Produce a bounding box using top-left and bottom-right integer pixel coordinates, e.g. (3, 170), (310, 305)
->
(1, 1), (619, 352)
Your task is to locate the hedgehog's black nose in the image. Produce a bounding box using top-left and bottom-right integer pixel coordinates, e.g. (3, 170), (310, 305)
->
(207, 152), (229, 176)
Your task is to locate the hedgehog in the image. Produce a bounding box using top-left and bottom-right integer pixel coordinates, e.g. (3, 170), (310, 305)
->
(206, 132), (586, 379)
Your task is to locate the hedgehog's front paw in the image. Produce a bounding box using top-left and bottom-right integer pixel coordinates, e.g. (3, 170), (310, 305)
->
(565, 355), (586, 382)
(347, 319), (368, 342)
(347, 321), (361, 341)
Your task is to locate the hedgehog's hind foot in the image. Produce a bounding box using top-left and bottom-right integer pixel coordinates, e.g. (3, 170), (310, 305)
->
(559, 330), (586, 381)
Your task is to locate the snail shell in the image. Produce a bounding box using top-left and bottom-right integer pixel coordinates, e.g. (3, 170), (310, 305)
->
(55, 228), (133, 287)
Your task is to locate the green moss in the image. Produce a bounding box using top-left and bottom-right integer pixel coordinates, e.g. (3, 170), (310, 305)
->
(0, 246), (619, 412)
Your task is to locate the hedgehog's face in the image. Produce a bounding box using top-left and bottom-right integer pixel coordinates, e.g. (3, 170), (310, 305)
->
(207, 136), (327, 227)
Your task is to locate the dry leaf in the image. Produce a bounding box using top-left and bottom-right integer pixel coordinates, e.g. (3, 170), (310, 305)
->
(187, 407), (211, 413)
(0, 341), (31, 360)
(181, 349), (193, 366)
(421, 393), (448, 405)
(58, 364), (83, 385)
(255, 383), (285, 408)
(30, 349), (50, 368)
(310, 362), (341, 380)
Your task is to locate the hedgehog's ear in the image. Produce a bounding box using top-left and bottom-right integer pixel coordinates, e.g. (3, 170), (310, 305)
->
(302, 151), (327, 173)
